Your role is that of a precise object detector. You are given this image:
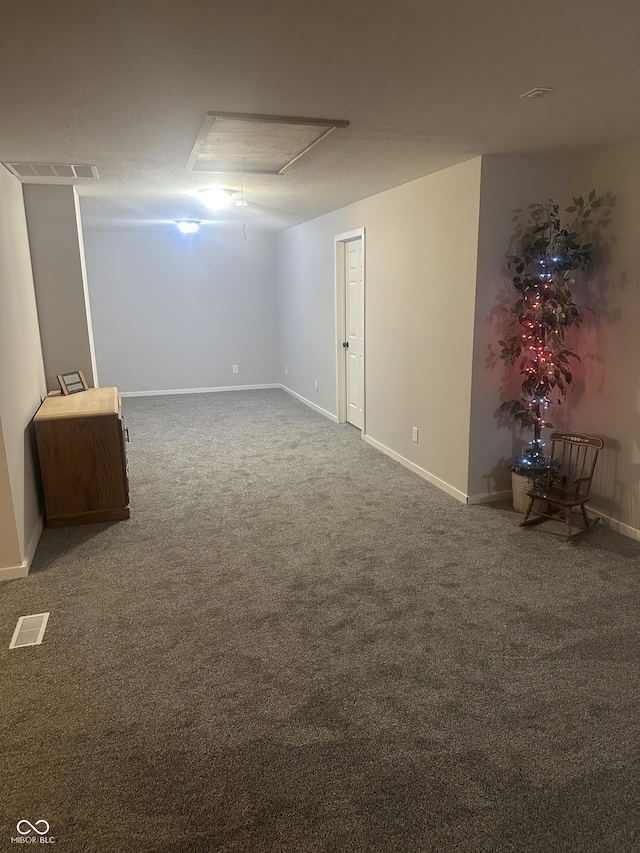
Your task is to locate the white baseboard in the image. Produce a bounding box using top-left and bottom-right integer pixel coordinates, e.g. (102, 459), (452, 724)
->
(0, 517), (43, 581)
(279, 385), (339, 423)
(24, 517), (43, 571)
(120, 384), (280, 398)
(467, 490), (513, 505)
(363, 435), (467, 504)
(590, 509), (640, 542)
(466, 492), (640, 541)
(0, 562), (28, 581)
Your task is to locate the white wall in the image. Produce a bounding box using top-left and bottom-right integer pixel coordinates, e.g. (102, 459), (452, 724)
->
(23, 185), (97, 392)
(468, 156), (566, 500)
(564, 138), (640, 538)
(0, 423), (21, 573)
(83, 229), (278, 393)
(277, 158), (483, 499)
(0, 166), (46, 576)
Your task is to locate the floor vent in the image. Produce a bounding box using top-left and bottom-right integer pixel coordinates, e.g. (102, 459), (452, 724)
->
(4, 162), (99, 180)
(9, 613), (50, 649)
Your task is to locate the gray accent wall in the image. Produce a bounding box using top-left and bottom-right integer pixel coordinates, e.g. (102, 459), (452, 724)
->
(82, 229), (278, 393)
(468, 156), (566, 500)
(23, 184), (97, 392)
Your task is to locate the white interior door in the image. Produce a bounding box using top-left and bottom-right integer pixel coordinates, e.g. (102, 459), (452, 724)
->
(345, 237), (364, 429)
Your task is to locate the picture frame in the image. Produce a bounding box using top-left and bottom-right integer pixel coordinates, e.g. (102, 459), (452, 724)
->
(57, 370), (89, 395)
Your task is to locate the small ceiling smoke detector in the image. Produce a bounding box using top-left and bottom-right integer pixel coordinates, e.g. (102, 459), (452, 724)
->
(519, 87), (553, 100)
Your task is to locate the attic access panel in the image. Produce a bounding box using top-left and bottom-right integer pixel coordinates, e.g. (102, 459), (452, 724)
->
(187, 112), (349, 175)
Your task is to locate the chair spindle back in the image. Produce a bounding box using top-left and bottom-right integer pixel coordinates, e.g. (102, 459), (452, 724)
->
(546, 432), (603, 499)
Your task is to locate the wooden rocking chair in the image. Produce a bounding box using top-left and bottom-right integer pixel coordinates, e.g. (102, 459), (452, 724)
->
(520, 431), (604, 541)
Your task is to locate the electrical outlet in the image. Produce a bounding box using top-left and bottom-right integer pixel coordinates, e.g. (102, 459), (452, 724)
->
(232, 365), (239, 374)
(315, 380), (319, 391)
(284, 366), (288, 376)
(412, 426), (419, 443)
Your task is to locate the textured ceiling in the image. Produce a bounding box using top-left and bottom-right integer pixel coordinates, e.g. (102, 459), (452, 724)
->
(0, 0), (639, 233)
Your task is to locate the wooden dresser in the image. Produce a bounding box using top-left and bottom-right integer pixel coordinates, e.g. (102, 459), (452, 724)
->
(34, 387), (130, 527)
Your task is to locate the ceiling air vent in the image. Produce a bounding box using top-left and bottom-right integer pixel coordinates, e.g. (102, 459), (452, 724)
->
(519, 87), (553, 100)
(187, 112), (349, 175)
(4, 162), (99, 180)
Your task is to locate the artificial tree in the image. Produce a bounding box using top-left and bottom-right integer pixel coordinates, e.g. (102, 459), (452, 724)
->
(499, 191), (603, 473)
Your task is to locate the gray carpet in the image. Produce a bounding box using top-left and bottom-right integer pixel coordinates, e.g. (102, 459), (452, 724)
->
(1, 389), (638, 852)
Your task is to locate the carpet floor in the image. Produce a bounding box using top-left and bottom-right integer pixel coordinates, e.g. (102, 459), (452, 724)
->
(1, 389), (638, 852)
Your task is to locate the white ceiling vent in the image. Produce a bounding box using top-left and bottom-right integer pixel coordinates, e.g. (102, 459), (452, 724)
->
(9, 613), (50, 649)
(187, 112), (349, 175)
(5, 162), (99, 180)
(519, 87), (553, 100)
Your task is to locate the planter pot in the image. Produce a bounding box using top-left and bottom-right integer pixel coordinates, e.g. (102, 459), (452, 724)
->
(511, 470), (547, 514)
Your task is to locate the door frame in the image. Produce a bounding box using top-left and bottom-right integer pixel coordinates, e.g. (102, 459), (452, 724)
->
(334, 227), (366, 434)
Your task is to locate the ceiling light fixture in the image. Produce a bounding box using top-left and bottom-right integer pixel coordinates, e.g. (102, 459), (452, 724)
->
(175, 220), (201, 234)
(199, 188), (234, 211)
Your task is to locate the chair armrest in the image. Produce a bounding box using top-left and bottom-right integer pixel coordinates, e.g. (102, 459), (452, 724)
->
(571, 476), (592, 498)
